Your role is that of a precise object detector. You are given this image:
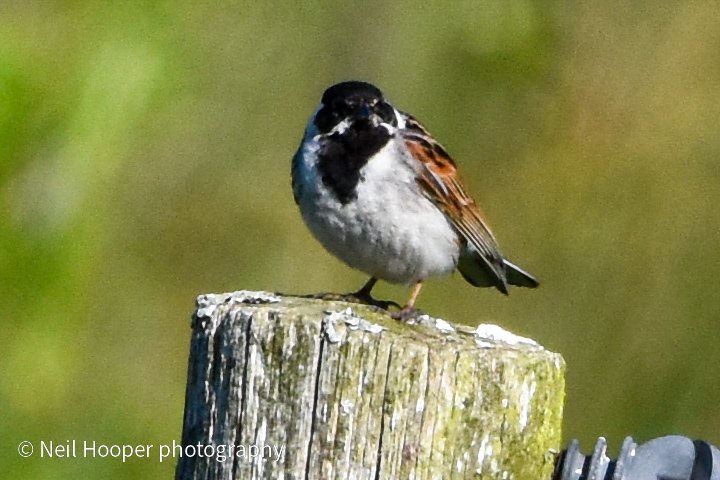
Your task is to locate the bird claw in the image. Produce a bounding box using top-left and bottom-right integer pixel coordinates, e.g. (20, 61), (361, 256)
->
(350, 289), (401, 311)
(390, 306), (424, 322)
(301, 291), (401, 311)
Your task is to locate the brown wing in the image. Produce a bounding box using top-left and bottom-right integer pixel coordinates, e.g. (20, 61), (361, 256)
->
(401, 113), (508, 291)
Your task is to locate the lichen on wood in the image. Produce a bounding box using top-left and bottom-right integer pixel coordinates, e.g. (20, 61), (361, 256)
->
(176, 290), (565, 480)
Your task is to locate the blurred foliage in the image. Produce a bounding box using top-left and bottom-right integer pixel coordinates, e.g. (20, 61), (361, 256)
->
(2, 1), (720, 477)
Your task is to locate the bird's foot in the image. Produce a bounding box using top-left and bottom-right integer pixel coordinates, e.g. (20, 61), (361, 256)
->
(390, 306), (424, 322)
(303, 292), (350, 302)
(302, 291), (400, 311)
(350, 287), (401, 311)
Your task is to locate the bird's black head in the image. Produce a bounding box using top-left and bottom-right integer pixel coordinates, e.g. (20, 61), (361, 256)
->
(314, 81), (398, 134)
(321, 81), (383, 107)
(311, 81), (398, 204)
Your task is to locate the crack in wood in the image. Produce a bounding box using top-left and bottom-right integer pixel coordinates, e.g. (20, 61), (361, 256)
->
(304, 320), (326, 480)
(374, 345), (393, 480)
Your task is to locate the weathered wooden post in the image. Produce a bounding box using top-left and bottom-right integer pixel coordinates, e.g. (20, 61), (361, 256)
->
(176, 290), (565, 480)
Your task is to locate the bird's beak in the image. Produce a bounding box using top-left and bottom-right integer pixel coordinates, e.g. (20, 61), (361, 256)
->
(357, 103), (372, 120)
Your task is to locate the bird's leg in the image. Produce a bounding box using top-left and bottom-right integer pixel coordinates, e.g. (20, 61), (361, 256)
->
(405, 280), (424, 308)
(353, 277), (378, 303)
(301, 277), (400, 311)
(348, 277), (400, 310)
(391, 280), (424, 321)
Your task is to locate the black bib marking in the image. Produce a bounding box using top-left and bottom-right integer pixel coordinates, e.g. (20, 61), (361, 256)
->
(317, 120), (391, 205)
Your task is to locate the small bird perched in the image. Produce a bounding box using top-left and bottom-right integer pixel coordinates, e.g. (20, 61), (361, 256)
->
(292, 81), (538, 318)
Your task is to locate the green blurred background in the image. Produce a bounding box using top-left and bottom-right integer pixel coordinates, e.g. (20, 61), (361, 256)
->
(2, 1), (719, 477)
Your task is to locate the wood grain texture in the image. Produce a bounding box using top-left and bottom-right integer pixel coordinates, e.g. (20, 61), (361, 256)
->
(176, 291), (565, 480)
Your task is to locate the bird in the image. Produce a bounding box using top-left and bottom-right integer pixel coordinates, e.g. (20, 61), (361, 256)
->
(291, 80), (538, 319)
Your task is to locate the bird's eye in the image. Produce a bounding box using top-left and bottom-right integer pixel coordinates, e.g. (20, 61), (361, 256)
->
(315, 106), (340, 133)
(374, 101), (397, 126)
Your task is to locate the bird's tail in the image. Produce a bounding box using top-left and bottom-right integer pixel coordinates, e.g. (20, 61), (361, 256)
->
(503, 259), (539, 289)
(458, 249), (539, 295)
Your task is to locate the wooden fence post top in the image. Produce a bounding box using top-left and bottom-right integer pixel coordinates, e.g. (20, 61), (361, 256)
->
(177, 290), (565, 480)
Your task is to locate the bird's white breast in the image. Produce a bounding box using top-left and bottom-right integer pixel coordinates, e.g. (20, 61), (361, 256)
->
(295, 134), (460, 284)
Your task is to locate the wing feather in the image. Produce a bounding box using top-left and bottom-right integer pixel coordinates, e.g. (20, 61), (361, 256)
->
(400, 113), (508, 291)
